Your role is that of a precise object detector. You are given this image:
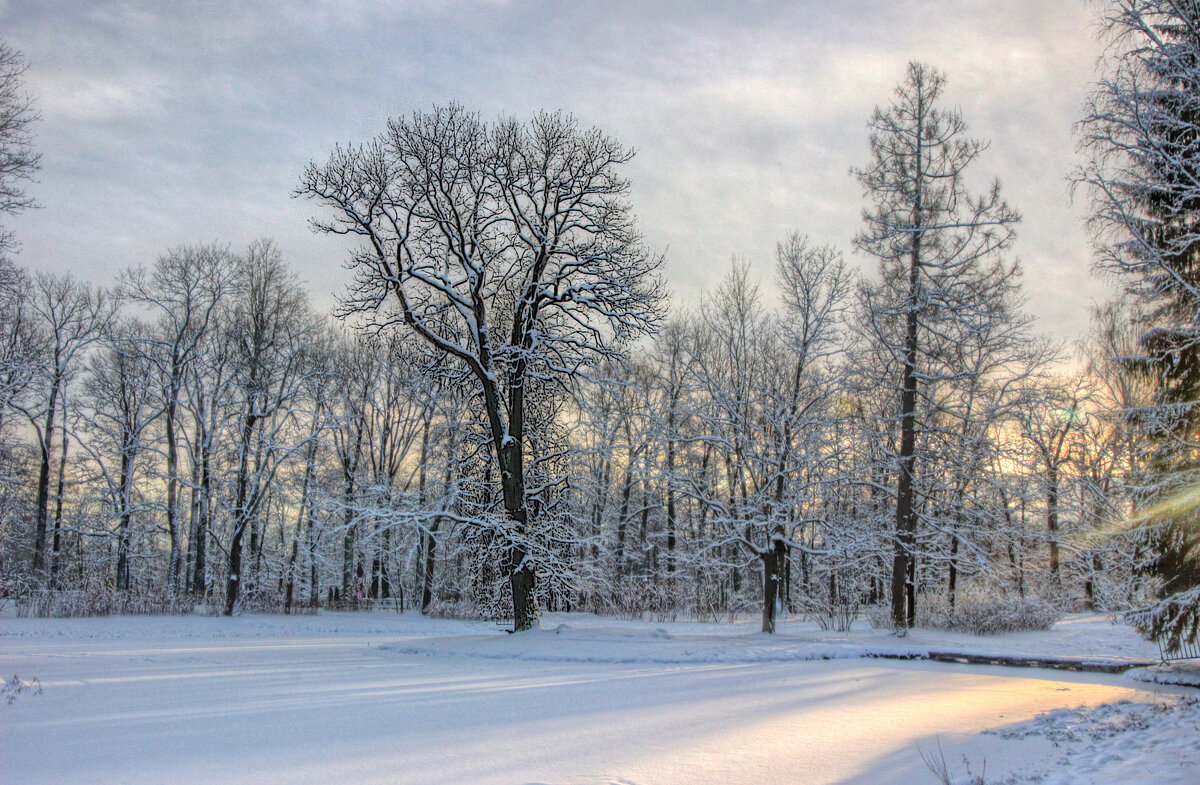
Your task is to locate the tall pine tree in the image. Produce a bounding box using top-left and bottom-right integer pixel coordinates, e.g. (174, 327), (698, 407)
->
(1077, 0), (1200, 649)
(854, 62), (1019, 631)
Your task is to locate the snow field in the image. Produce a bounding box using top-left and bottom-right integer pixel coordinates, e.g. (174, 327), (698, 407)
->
(1, 611), (1195, 785)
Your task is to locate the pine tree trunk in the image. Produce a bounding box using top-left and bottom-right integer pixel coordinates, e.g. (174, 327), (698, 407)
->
(892, 187), (923, 633)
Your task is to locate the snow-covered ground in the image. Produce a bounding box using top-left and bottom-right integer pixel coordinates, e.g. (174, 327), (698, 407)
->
(383, 611), (1167, 667)
(1, 611), (1195, 784)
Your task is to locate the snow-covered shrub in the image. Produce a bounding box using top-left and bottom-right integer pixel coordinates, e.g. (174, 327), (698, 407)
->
(424, 596), (497, 621)
(693, 584), (757, 624)
(231, 587), (285, 615)
(800, 591), (860, 632)
(607, 578), (680, 622)
(797, 565), (868, 631)
(15, 587), (189, 618)
(864, 604), (892, 630)
(917, 589), (1060, 635)
(2, 674), (42, 704)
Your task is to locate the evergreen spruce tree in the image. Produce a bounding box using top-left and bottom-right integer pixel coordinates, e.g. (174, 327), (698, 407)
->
(1077, 0), (1200, 649)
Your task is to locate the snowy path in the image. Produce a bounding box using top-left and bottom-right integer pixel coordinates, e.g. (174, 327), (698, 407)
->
(1, 613), (1192, 785)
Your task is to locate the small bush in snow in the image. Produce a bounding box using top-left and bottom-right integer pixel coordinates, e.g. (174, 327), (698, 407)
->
(919, 737), (987, 785)
(917, 590), (1060, 635)
(15, 587), (189, 618)
(3, 674), (42, 704)
(424, 597), (497, 621)
(800, 593), (860, 632)
(864, 604), (893, 630)
(607, 579), (680, 623)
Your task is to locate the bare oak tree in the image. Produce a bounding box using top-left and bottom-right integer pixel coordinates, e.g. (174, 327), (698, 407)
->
(300, 106), (664, 630)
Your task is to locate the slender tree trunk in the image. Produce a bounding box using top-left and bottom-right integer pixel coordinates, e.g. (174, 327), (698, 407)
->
(192, 427), (212, 596)
(224, 410), (259, 616)
(115, 450), (133, 591)
(370, 520), (382, 600)
(49, 429), (69, 588)
(906, 557), (917, 628)
(342, 523), (356, 603)
(338, 417), (365, 603)
(381, 526), (392, 600)
(185, 457), (199, 593)
(285, 435), (317, 614)
(784, 547), (793, 613)
(417, 413), (434, 611)
(948, 532), (959, 610)
(590, 455), (610, 570)
(284, 535), (298, 614)
(638, 477), (651, 572)
(892, 196), (923, 632)
(1047, 466), (1060, 576)
(31, 375), (61, 576)
(665, 409), (677, 575)
(341, 482), (356, 602)
(306, 508), (320, 608)
(247, 435), (266, 591)
(164, 389), (182, 593)
(615, 462), (633, 579)
(421, 516), (440, 613)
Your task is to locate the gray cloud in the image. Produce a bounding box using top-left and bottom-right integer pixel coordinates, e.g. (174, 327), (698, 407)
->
(2, 0), (1109, 339)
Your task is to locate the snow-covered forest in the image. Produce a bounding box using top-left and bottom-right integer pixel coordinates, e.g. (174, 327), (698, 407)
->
(0, 4), (1198, 648)
(3, 2), (1200, 784)
(0, 134), (1144, 632)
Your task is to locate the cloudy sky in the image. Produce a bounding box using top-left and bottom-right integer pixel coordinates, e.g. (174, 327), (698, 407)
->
(3, 0), (1111, 340)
